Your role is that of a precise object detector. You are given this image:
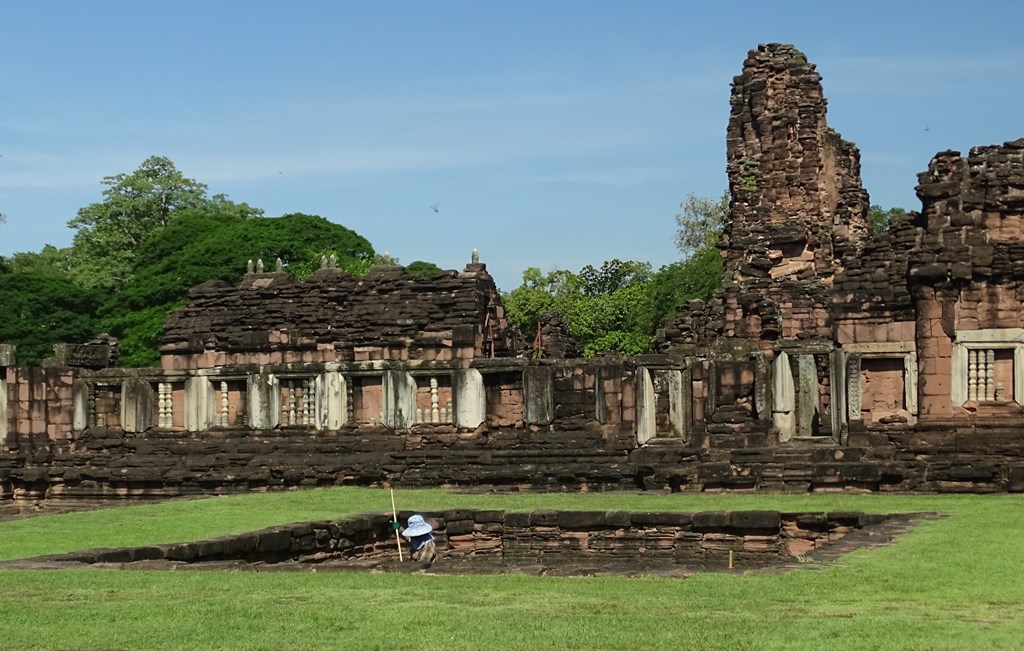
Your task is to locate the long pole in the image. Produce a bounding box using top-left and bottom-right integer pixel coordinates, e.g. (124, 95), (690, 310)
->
(390, 488), (403, 561)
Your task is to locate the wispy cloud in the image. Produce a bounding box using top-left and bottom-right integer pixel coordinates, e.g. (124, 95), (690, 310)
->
(527, 167), (685, 188)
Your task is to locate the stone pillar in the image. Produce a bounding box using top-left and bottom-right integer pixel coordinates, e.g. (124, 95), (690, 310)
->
(772, 352), (796, 442)
(247, 373), (280, 430)
(382, 370), (417, 429)
(754, 353), (771, 421)
(667, 369), (691, 442)
(185, 375), (215, 432)
(595, 367), (609, 424)
(72, 378), (91, 431)
(121, 377), (155, 433)
(845, 354), (862, 422)
(829, 350), (847, 439)
(0, 375), (7, 443)
(0, 348), (13, 442)
(796, 355), (818, 437)
(453, 369), (485, 429)
(1015, 347), (1024, 407)
(951, 343), (966, 407)
(636, 367), (657, 445)
(523, 366), (554, 426)
(904, 351), (919, 415)
(316, 371), (348, 429)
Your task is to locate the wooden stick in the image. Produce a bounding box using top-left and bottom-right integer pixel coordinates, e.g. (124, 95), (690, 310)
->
(390, 488), (403, 561)
(728, 550), (734, 570)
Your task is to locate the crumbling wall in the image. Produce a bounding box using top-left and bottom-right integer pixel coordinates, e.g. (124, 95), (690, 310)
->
(718, 42), (869, 347)
(162, 262), (517, 371)
(910, 140), (1024, 418)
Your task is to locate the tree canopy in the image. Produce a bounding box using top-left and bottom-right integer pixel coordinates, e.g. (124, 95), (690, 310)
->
(674, 191), (728, 257)
(67, 155), (262, 290)
(503, 191), (728, 357)
(868, 204), (906, 233)
(103, 211), (376, 366)
(502, 252), (722, 358)
(0, 270), (103, 366)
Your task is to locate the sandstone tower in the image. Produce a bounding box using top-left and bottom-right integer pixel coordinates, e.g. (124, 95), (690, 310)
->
(721, 43), (870, 346)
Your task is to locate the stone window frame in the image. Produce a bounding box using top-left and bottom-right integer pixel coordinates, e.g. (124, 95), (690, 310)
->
(951, 328), (1024, 407)
(842, 342), (918, 422)
(636, 366), (689, 445)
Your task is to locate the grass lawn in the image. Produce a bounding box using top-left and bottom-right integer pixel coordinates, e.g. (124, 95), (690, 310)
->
(1, 488), (1022, 650)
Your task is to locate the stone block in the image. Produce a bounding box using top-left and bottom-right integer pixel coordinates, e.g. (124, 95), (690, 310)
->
(444, 519), (475, 536)
(691, 511), (729, 531)
(255, 527), (294, 553)
(501, 512), (529, 528)
(630, 511), (692, 527)
(728, 510), (781, 531)
(0, 345), (14, 367)
(557, 511), (608, 530)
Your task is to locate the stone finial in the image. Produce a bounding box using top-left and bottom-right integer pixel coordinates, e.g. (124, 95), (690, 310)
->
(471, 248), (479, 264)
(256, 259), (265, 273)
(329, 254), (337, 268)
(275, 258), (283, 272)
(320, 255), (328, 269)
(247, 259), (254, 274)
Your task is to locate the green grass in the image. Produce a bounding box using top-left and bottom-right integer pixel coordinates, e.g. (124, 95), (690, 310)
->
(1, 489), (1023, 650)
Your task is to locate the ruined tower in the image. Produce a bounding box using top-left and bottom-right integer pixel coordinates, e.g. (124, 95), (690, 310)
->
(720, 43), (870, 345)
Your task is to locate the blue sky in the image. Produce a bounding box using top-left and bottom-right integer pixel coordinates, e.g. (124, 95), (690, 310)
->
(2, 1), (1023, 290)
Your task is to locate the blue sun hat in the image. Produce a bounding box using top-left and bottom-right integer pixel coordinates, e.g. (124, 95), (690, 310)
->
(403, 514), (433, 538)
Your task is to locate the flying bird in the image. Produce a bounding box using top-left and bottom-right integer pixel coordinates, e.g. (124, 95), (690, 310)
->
(429, 202), (440, 213)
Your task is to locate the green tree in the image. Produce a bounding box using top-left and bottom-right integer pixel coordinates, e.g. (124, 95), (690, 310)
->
(674, 191), (729, 257)
(104, 211), (375, 366)
(405, 260), (443, 277)
(0, 270), (103, 366)
(868, 204), (905, 233)
(5, 245), (74, 277)
(642, 246), (724, 334)
(503, 263), (657, 357)
(67, 156), (262, 289)
(577, 259), (652, 296)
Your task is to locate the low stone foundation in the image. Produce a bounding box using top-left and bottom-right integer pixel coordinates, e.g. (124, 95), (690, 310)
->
(7, 509), (931, 577)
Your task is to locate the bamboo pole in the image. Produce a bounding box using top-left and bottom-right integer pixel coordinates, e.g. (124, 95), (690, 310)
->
(390, 488), (403, 561)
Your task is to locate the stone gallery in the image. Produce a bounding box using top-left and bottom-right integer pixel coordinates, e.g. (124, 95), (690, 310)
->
(3, 43), (1024, 509)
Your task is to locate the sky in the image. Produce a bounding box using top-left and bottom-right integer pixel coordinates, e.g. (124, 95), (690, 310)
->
(2, 1), (1023, 291)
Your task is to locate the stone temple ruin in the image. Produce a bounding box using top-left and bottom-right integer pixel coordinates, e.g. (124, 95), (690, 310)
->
(3, 43), (1024, 510)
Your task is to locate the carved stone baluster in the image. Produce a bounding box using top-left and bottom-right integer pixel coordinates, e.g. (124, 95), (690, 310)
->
(983, 350), (991, 401)
(288, 380), (296, 425)
(88, 384), (97, 428)
(968, 350), (978, 402)
(430, 377), (440, 424)
(220, 381), (229, 426)
(157, 383), (169, 427)
(416, 407), (424, 424)
(346, 379), (354, 425)
(299, 379), (308, 425)
(156, 383), (164, 427)
(166, 383), (174, 427)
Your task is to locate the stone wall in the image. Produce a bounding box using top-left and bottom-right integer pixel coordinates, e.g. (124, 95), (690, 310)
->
(5, 43), (1024, 506)
(162, 260), (518, 371)
(909, 140), (1024, 419)
(16, 509), (895, 573)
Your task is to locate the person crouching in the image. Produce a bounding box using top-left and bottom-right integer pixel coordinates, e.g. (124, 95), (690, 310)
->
(402, 514), (437, 568)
